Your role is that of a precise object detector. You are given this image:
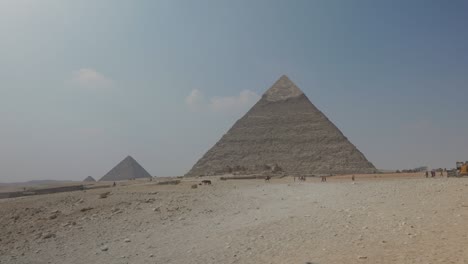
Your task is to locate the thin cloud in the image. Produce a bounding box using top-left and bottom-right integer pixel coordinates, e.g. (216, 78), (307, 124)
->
(209, 90), (259, 112)
(185, 89), (204, 107)
(72, 68), (112, 89)
(185, 89), (260, 113)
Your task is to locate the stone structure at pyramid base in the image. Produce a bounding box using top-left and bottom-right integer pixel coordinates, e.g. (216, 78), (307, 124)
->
(186, 75), (376, 177)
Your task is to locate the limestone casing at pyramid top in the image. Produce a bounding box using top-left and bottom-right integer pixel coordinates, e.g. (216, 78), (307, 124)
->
(263, 75), (304, 102)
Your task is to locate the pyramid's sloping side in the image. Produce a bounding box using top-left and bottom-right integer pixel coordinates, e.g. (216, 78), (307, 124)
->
(186, 93), (375, 176)
(99, 157), (152, 181)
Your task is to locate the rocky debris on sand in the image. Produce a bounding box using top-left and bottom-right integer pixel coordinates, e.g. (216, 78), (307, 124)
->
(48, 214), (58, 220)
(48, 210), (61, 220)
(111, 208), (123, 214)
(80, 207), (93, 212)
(99, 192), (110, 199)
(100, 245), (109, 252)
(61, 221), (76, 227)
(144, 198), (155, 203)
(42, 233), (56, 239)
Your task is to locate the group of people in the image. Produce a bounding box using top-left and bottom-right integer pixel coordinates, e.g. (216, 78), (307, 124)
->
(425, 169), (444, 178)
(292, 175), (330, 182)
(293, 176), (307, 182)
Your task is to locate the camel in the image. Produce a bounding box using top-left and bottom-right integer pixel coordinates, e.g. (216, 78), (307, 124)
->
(201, 180), (212, 185)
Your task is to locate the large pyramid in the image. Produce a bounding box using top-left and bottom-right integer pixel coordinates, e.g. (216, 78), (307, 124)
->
(186, 75), (376, 176)
(99, 156), (152, 181)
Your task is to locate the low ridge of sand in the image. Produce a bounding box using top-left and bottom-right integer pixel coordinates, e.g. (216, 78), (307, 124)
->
(1, 173), (468, 264)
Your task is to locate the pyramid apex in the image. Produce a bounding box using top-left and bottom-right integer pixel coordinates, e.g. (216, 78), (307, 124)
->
(279, 74), (290, 80)
(124, 155), (135, 161)
(264, 75), (304, 102)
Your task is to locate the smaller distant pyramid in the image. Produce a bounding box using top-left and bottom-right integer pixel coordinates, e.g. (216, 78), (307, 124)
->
(83, 176), (96, 182)
(99, 156), (152, 181)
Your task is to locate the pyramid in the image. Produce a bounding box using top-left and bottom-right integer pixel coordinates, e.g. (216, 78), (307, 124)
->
(99, 156), (152, 181)
(186, 75), (376, 176)
(83, 176), (96, 182)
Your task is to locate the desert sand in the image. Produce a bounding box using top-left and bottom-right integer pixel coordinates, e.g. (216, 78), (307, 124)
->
(1, 173), (468, 264)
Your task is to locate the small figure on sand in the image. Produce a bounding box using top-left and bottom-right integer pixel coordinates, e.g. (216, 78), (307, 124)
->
(321, 176), (327, 182)
(351, 175), (355, 181)
(425, 171), (429, 178)
(113, 182), (116, 187)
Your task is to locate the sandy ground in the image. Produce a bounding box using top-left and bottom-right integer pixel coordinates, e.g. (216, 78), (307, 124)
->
(1, 173), (468, 264)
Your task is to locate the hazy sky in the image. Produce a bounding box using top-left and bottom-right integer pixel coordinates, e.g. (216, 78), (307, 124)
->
(1, 0), (468, 182)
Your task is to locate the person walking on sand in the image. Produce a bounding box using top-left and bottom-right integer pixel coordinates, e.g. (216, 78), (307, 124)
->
(352, 175), (355, 181)
(425, 171), (429, 178)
